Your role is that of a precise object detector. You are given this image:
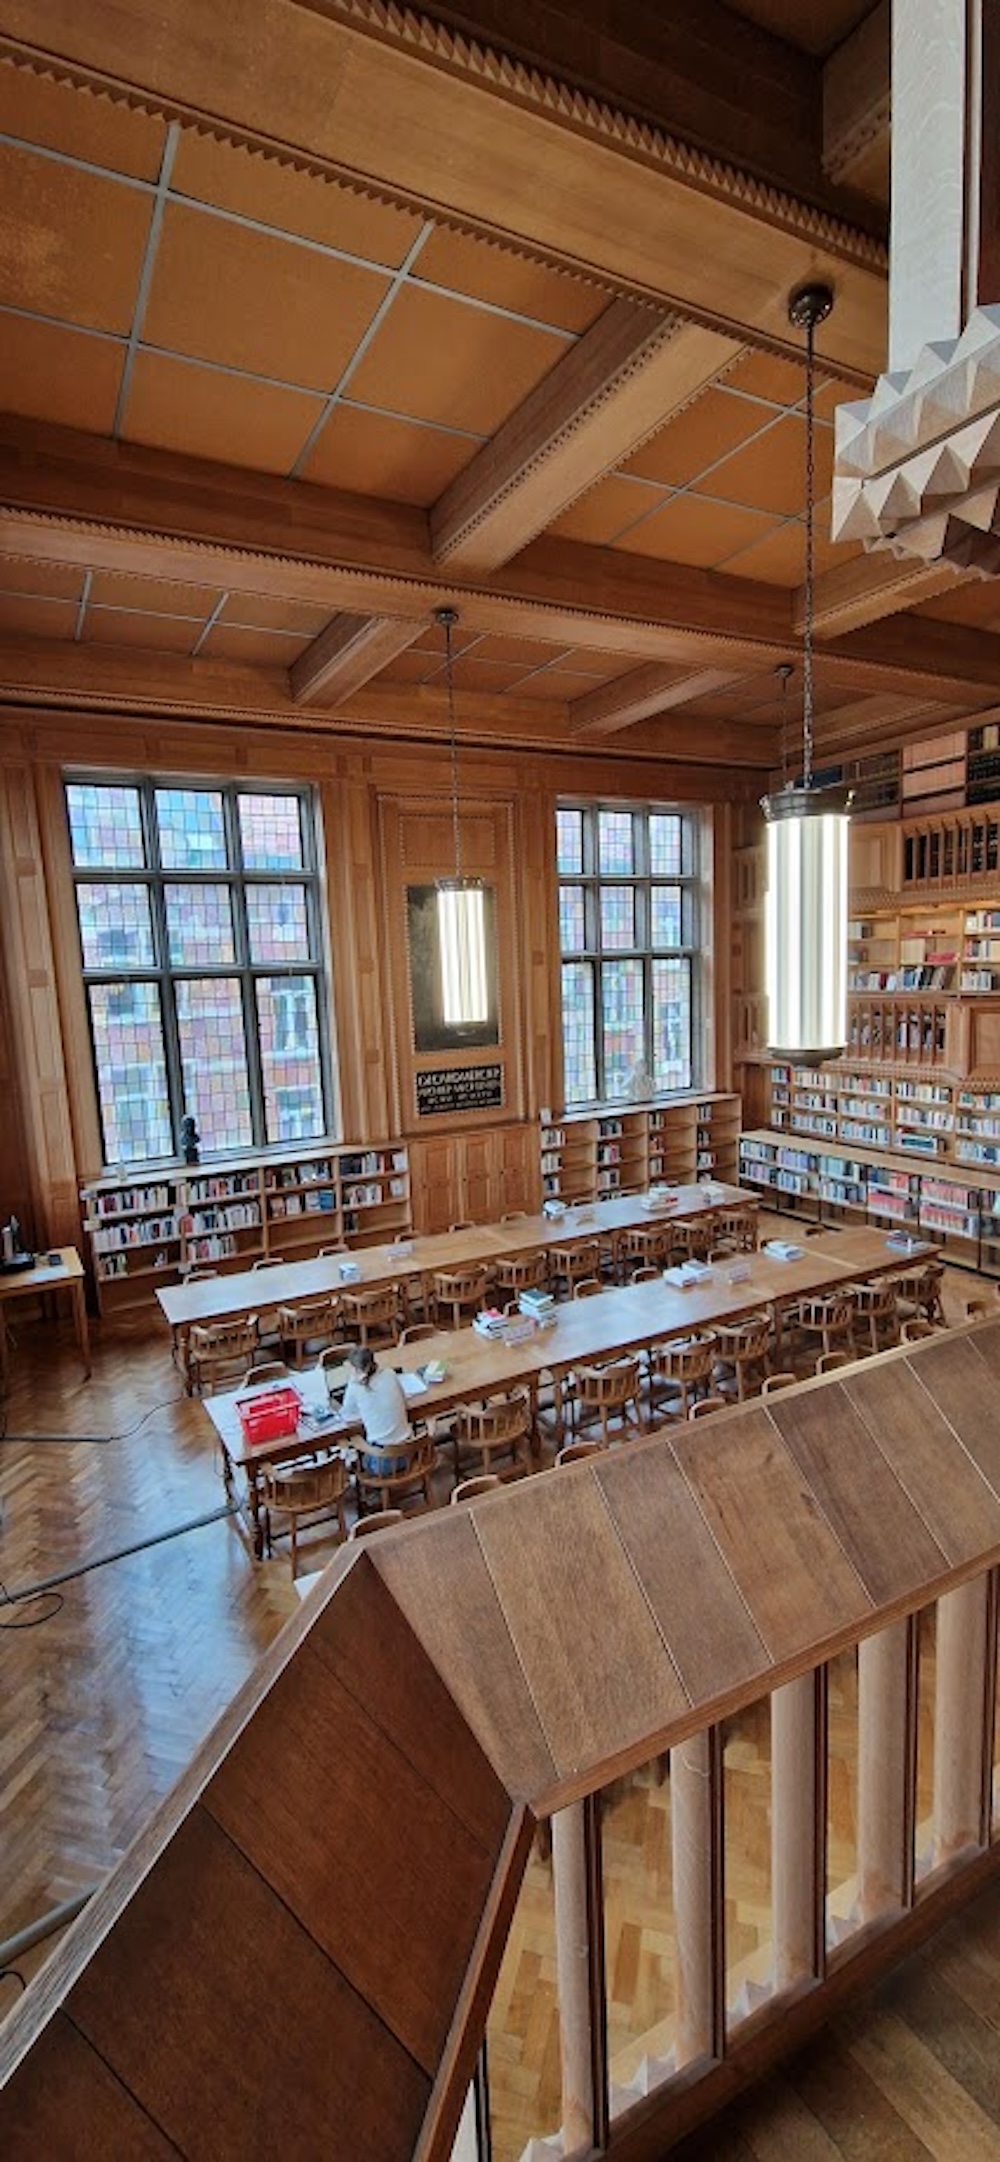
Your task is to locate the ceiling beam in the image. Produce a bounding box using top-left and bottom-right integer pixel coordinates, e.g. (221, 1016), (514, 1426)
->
(803, 550), (976, 637)
(569, 662), (749, 737)
(290, 613), (423, 707)
(1, 3), (887, 378)
(822, 0), (890, 201)
(0, 633), (771, 770)
(431, 304), (742, 574)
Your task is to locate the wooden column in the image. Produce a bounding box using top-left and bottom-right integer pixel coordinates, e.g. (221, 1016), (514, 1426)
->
(858, 1620), (912, 1920)
(551, 1803), (594, 2153)
(671, 1733), (716, 2067)
(772, 1674), (820, 1991)
(934, 1576), (990, 1866)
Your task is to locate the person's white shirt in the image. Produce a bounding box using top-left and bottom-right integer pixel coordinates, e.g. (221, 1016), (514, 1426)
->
(341, 1365), (412, 1471)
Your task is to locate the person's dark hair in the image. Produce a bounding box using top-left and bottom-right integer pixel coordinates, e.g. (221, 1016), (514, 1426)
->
(348, 1344), (377, 1386)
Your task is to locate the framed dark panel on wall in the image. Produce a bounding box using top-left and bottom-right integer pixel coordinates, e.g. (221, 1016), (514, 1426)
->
(406, 883), (499, 1052)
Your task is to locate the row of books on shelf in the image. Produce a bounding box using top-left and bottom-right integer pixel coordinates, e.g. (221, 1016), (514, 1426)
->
(741, 1139), (996, 1240)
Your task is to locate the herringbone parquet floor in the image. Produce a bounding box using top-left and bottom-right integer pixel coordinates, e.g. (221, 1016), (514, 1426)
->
(1, 1227), (997, 2162)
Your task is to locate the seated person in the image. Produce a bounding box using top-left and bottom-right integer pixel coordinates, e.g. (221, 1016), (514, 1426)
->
(341, 1343), (414, 1474)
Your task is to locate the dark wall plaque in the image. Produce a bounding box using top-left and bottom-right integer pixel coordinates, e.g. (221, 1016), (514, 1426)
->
(415, 1064), (504, 1118)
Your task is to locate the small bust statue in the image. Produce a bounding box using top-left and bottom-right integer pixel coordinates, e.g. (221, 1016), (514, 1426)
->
(180, 1115), (200, 1165)
(628, 1057), (652, 1103)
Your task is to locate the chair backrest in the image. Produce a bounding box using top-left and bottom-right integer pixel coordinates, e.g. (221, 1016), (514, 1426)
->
(854, 1277), (897, 1315)
(901, 1318), (936, 1343)
(190, 1313), (259, 1361)
(319, 1245), (349, 1258)
(716, 1311), (771, 1355)
(576, 1357), (640, 1408)
(656, 1331), (717, 1383)
(572, 1277), (603, 1300)
(631, 1265), (660, 1283)
(457, 1391), (531, 1448)
(348, 1509), (405, 1539)
(761, 1370), (798, 1394)
(449, 1221), (474, 1232)
(433, 1265), (488, 1300)
(450, 1474), (503, 1503)
(399, 1321), (438, 1344)
(500, 1212), (527, 1223)
(688, 1395), (730, 1420)
(277, 1296), (340, 1337)
(263, 1456), (348, 1507)
(549, 1239), (600, 1278)
(555, 1441), (604, 1466)
(241, 1361), (290, 1386)
(815, 1348), (853, 1374)
(714, 1208), (758, 1252)
(253, 1256), (286, 1269)
(341, 1284), (401, 1323)
(800, 1293), (854, 1330)
(186, 1267), (219, 1282)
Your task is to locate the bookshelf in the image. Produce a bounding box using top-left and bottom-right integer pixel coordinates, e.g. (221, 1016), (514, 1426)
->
(81, 1140), (411, 1314)
(540, 1094), (741, 1203)
(739, 1129), (992, 1268)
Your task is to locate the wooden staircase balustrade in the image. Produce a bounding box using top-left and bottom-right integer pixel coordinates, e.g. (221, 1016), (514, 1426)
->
(7, 1324), (1000, 2157)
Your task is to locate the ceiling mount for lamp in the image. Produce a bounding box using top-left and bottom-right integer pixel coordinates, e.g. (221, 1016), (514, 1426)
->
(762, 281), (853, 1066)
(434, 603), (489, 1029)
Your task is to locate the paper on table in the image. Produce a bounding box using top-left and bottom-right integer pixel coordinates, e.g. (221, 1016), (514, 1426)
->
(398, 1369), (428, 1399)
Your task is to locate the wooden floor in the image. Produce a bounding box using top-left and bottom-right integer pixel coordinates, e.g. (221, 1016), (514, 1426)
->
(1, 1222), (998, 2162)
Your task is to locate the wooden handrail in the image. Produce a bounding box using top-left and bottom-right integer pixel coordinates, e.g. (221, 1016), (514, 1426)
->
(5, 1322), (1000, 2156)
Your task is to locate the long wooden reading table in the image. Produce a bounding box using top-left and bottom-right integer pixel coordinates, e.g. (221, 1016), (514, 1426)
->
(204, 1224), (935, 1555)
(158, 1182), (751, 1374)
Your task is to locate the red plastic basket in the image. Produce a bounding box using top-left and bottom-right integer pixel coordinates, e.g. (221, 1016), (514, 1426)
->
(236, 1387), (301, 1448)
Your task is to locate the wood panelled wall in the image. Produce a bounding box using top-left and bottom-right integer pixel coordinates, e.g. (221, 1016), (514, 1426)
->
(0, 706), (739, 1251)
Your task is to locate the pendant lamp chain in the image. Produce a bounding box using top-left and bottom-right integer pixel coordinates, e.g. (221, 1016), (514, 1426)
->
(802, 302), (817, 792)
(437, 604), (462, 883)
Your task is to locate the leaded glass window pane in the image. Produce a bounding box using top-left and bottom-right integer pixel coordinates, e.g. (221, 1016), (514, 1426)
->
(88, 982), (172, 1162)
(77, 882), (155, 971)
(556, 806), (583, 875)
(256, 976), (325, 1142)
(239, 792), (305, 871)
(561, 960), (596, 1104)
(165, 883), (236, 966)
(600, 886), (635, 951)
(602, 959), (643, 1100)
(651, 884), (682, 947)
(175, 978), (253, 1152)
(246, 883), (310, 963)
(559, 884), (586, 953)
(650, 813), (682, 875)
(155, 787), (227, 871)
(653, 956), (692, 1090)
(598, 808), (634, 876)
(66, 783), (145, 869)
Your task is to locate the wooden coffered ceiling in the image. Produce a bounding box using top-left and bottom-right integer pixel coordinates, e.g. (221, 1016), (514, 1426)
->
(0, 0), (994, 777)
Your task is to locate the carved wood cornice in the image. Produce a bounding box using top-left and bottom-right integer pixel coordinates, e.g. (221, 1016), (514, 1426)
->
(303, 0), (888, 272)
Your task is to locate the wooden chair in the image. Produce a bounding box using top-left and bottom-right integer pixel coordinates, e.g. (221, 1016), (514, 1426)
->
(493, 1250), (548, 1300)
(319, 1245), (349, 1259)
(186, 1266), (219, 1281)
(572, 1357), (643, 1446)
(260, 1454), (349, 1578)
(688, 1395), (731, 1420)
(277, 1294), (341, 1366)
(572, 1276), (604, 1299)
(892, 1261), (946, 1329)
(620, 1223), (670, 1279)
(547, 1239), (601, 1299)
(452, 1389), (532, 1484)
(316, 1342), (357, 1396)
(399, 1321), (438, 1345)
(555, 1440), (604, 1466)
(648, 1331), (718, 1421)
(187, 1313), (259, 1395)
(793, 1291), (855, 1364)
(339, 1282), (402, 1347)
(432, 1264), (490, 1329)
(815, 1348), (853, 1374)
(713, 1312), (771, 1401)
(348, 1509), (404, 1540)
(709, 1207), (759, 1256)
(852, 1277), (900, 1356)
(631, 1264), (660, 1283)
(241, 1360), (290, 1387)
(354, 1432), (437, 1515)
(902, 1318), (936, 1343)
(449, 1220), (474, 1232)
(761, 1370), (798, 1394)
(450, 1473), (503, 1503)
(501, 1211), (528, 1223)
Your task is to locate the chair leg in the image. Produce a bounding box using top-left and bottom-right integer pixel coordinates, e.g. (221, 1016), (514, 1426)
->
(290, 1517), (298, 1581)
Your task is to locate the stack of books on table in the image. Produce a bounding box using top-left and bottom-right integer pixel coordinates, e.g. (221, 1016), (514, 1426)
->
(663, 1259), (712, 1288)
(473, 1308), (510, 1338)
(518, 1287), (556, 1325)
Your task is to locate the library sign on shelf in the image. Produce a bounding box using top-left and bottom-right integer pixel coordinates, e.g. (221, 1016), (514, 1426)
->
(416, 1064), (504, 1118)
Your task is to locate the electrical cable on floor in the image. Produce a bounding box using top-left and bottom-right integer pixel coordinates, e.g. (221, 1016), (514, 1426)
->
(0, 1499), (239, 1625)
(0, 1590), (64, 1630)
(0, 1389), (188, 1447)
